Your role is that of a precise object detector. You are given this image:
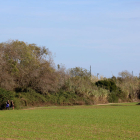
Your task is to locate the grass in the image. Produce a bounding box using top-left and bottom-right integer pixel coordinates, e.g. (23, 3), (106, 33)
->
(0, 103), (140, 140)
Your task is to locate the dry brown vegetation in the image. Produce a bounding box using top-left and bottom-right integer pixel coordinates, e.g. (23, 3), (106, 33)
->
(116, 71), (140, 101)
(0, 40), (58, 93)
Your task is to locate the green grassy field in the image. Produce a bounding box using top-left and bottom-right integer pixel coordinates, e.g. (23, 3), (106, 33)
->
(0, 103), (140, 140)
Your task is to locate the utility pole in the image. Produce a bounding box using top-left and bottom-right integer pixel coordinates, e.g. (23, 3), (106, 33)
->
(97, 73), (99, 79)
(57, 64), (60, 69)
(90, 65), (91, 77)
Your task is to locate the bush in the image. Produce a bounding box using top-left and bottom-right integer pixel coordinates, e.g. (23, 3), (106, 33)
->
(13, 98), (22, 109)
(95, 79), (127, 103)
(46, 91), (78, 105)
(14, 88), (47, 108)
(95, 80), (117, 92)
(108, 91), (119, 103)
(45, 90), (94, 105)
(0, 88), (15, 110)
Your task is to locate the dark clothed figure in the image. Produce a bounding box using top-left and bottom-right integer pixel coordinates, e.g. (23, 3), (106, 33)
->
(10, 100), (14, 110)
(6, 100), (10, 110)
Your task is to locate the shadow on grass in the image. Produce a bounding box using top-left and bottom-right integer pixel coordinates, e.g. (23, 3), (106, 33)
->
(110, 104), (126, 106)
(136, 103), (140, 105)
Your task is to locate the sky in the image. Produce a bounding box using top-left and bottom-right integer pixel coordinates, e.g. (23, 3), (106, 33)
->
(0, 0), (140, 78)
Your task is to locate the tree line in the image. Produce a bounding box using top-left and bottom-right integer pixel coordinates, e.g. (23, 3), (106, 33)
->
(0, 40), (140, 109)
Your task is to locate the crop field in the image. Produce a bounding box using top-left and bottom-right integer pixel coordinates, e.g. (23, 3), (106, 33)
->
(0, 103), (140, 140)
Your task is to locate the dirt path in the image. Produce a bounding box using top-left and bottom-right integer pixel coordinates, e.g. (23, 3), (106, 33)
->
(97, 103), (118, 105)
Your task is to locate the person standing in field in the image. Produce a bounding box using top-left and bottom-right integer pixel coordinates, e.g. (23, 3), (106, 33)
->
(6, 100), (10, 110)
(10, 100), (14, 110)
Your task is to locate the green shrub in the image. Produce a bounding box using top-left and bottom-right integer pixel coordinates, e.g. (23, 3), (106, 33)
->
(47, 91), (69, 105)
(108, 91), (119, 103)
(0, 88), (15, 110)
(13, 98), (22, 109)
(95, 80), (117, 92)
(46, 93), (59, 104)
(15, 88), (47, 108)
(45, 90), (91, 105)
(95, 79), (127, 102)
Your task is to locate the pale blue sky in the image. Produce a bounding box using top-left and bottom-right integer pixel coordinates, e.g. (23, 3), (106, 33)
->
(0, 0), (140, 77)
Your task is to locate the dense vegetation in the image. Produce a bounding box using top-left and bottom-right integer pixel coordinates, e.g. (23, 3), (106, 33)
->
(0, 40), (140, 109)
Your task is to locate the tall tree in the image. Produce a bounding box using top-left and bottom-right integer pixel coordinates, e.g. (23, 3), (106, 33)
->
(0, 40), (57, 93)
